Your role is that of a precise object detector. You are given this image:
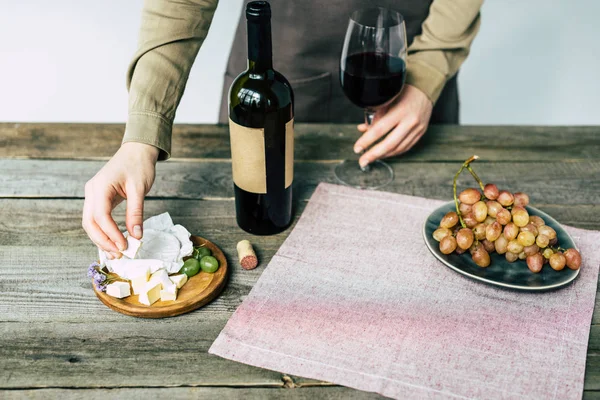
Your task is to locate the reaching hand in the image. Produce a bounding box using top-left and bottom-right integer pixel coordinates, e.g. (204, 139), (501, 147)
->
(82, 142), (159, 259)
(354, 84), (433, 168)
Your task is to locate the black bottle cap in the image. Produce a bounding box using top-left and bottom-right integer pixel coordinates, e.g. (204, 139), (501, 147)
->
(246, 1), (271, 20)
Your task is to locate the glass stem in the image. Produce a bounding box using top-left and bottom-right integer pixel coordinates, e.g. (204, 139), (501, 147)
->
(361, 109), (376, 172)
(365, 108), (376, 126)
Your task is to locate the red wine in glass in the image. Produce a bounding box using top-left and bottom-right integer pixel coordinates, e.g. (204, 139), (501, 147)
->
(336, 8), (407, 189)
(341, 52), (406, 109)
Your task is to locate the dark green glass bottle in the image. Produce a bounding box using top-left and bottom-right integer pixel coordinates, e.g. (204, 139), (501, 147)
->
(228, 1), (294, 235)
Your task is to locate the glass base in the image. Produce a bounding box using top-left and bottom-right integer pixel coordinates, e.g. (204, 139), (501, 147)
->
(334, 159), (394, 190)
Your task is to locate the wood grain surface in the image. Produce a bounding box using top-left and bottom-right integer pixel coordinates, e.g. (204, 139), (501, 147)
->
(1, 123), (599, 399)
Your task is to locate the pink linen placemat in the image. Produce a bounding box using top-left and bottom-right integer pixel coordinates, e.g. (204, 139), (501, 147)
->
(209, 183), (600, 399)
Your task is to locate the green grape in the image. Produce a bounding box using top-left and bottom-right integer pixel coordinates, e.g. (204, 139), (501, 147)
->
(536, 234), (550, 248)
(473, 201), (488, 222)
(485, 200), (502, 218)
(200, 256), (219, 273)
(456, 228), (474, 250)
(195, 247), (212, 259)
(538, 225), (557, 240)
(511, 206), (529, 227)
(440, 212), (459, 229)
(485, 221), (502, 242)
(180, 258), (200, 278)
(495, 235), (509, 254)
(517, 231), (535, 247)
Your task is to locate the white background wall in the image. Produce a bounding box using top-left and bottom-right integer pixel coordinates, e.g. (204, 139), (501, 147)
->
(1, 0), (599, 125)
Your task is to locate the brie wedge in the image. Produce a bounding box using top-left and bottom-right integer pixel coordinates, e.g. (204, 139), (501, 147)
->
(160, 287), (177, 302)
(139, 282), (162, 306)
(121, 236), (142, 259)
(169, 274), (188, 289)
(106, 281), (131, 299)
(149, 269), (172, 289)
(130, 267), (150, 295)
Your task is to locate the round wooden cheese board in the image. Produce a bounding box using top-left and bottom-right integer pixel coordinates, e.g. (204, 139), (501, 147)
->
(93, 235), (228, 318)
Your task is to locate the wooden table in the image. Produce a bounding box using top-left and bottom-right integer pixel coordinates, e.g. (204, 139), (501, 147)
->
(1, 123), (599, 399)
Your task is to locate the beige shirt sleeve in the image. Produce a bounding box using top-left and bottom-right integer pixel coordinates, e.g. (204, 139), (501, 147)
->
(406, 0), (483, 104)
(123, 0), (219, 160)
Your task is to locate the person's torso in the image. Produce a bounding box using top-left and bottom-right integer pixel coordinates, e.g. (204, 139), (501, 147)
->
(219, 0), (439, 124)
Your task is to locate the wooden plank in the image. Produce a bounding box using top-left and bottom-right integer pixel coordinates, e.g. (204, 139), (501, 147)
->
(1, 198), (599, 321)
(3, 200), (600, 247)
(0, 387), (384, 400)
(2, 159), (600, 206)
(1, 123), (599, 162)
(0, 321), (597, 390)
(0, 199), (598, 391)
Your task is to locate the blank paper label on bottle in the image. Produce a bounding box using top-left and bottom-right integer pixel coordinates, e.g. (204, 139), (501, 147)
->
(230, 120), (267, 194)
(285, 119), (294, 189)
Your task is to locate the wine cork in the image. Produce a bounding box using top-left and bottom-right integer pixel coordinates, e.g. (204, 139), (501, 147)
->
(237, 240), (258, 270)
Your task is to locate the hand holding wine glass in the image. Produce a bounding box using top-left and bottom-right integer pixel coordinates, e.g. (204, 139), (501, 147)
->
(336, 7), (408, 189)
(355, 84), (433, 167)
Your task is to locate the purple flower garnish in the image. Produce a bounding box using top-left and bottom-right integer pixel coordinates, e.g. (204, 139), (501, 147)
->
(93, 272), (106, 284)
(94, 283), (107, 292)
(87, 262), (101, 278)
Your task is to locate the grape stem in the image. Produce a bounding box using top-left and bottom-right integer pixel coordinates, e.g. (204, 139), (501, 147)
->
(550, 246), (567, 253)
(466, 165), (485, 192)
(453, 155), (480, 229)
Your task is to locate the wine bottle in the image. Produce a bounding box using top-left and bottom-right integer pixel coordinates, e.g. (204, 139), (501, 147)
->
(228, 1), (294, 235)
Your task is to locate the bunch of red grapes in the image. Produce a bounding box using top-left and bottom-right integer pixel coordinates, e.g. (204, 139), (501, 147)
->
(433, 157), (582, 272)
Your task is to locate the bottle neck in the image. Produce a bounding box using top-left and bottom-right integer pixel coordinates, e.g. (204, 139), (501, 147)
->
(247, 18), (273, 73)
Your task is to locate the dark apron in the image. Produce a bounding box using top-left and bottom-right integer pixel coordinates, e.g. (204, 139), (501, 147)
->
(218, 0), (458, 125)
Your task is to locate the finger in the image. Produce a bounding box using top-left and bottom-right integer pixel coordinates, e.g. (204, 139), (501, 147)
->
(385, 130), (425, 159)
(82, 185), (117, 253)
(126, 184), (145, 239)
(357, 124), (367, 133)
(382, 130), (421, 159)
(359, 122), (413, 168)
(93, 190), (127, 252)
(353, 113), (399, 154)
(86, 216), (120, 254)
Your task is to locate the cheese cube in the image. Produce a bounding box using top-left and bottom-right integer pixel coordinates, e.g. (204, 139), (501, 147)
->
(121, 236), (142, 259)
(160, 288), (178, 302)
(169, 273), (188, 289)
(139, 282), (162, 306)
(130, 268), (150, 295)
(106, 281), (131, 299)
(149, 269), (172, 289)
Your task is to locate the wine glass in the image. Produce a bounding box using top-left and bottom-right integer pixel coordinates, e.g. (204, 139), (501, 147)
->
(336, 7), (407, 189)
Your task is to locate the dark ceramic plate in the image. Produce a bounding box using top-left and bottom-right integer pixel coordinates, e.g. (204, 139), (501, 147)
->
(423, 202), (579, 291)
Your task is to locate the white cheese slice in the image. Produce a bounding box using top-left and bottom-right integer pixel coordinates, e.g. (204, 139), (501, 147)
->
(107, 259), (162, 280)
(169, 274), (188, 289)
(98, 248), (109, 268)
(160, 287), (177, 302)
(136, 229), (181, 269)
(169, 224), (194, 259)
(130, 268), (150, 295)
(121, 236), (142, 259)
(143, 212), (174, 231)
(106, 281), (131, 299)
(149, 269), (172, 289)
(139, 282), (162, 306)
